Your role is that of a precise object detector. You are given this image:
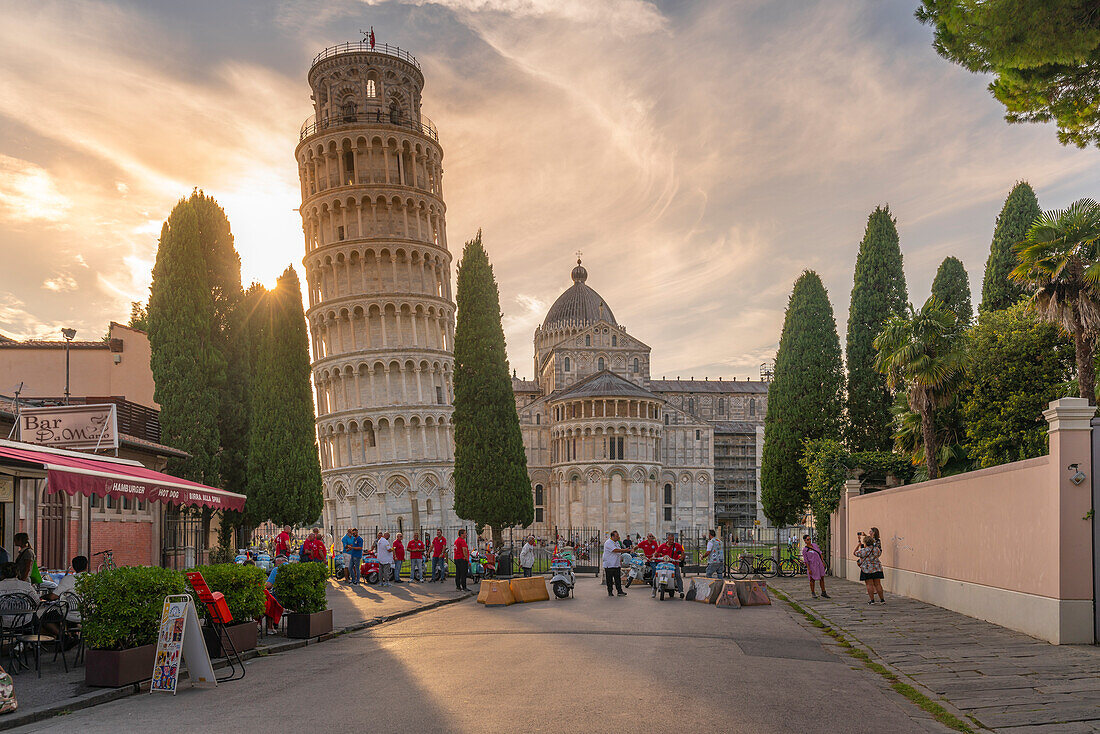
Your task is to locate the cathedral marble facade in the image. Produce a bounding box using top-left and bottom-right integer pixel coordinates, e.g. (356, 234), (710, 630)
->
(512, 260), (769, 535)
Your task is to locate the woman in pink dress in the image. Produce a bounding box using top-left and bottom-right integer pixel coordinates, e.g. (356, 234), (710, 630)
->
(801, 534), (829, 598)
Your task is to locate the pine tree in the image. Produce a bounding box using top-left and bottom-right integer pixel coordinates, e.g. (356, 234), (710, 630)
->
(762, 271), (845, 527)
(245, 268), (323, 526)
(931, 256), (973, 325)
(981, 182), (1040, 312)
(452, 232), (533, 546)
(845, 206), (908, 452)
(147, 199), (222, 484)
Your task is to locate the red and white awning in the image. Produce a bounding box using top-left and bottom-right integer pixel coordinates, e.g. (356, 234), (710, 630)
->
(0, 440), (246, 512)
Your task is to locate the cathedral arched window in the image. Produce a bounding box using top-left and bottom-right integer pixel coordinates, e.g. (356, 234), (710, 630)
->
(534, 484), (544, 523)
(632, 358), (639, 373)
(585, 335), (591, 347)
(598, 357), (605, 371)
(342, 101), (356, 122)
(612, 335), (617, 346)
(426, 498), (433, 515)
(535, 414), (540, 425)
(749, 398), (756, 416)
(564, 357), (570, 372)
(688, 398), (695, 414)
(366, 79), (377, 98)
(663, 483), (673, 522)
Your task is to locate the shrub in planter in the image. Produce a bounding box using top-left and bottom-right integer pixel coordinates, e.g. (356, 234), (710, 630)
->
(272, 561), (328, 614)
(78, 566), (186, 651)
(188, 563), (265, 622)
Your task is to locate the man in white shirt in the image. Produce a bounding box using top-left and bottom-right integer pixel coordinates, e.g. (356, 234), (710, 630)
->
(602, 531), (627, 597)
(376, 532), (393, 588)
(703, 530), (724, 578)
(0, 562), (37, 628)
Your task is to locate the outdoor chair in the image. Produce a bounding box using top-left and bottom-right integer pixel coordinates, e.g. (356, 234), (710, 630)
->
(18, 599), (69, 677)
(57, 591), (84, 665)
(0, 593), (37, 674)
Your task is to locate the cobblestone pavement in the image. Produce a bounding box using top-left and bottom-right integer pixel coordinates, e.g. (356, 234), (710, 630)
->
(769, 576), (1100, 732)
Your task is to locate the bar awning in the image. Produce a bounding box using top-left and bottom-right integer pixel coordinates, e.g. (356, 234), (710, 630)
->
(0, 440), (246, 512)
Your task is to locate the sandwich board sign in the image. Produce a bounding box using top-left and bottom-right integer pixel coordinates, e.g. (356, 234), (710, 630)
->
(150, 595), (217, 694)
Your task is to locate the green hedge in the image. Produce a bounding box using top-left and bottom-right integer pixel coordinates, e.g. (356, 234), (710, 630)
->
(188, 564), (265, 622)
(271, 562), (327, 614)
(77, 567), (187, 651)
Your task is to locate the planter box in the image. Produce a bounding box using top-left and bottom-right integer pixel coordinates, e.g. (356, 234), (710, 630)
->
(202, 620), (258, 658)
(85, 643), (157, 688)
(285, 609), (333, 639)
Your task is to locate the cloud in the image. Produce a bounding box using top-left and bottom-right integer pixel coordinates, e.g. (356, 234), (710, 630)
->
(42, 274), (78, 292)
(0, 155), (72, 224)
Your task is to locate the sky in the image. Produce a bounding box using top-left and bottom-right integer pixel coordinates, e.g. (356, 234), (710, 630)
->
(1, 0), (1099, 382)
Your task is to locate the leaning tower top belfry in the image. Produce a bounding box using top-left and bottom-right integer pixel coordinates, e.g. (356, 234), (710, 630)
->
(296, 38), (456, 535)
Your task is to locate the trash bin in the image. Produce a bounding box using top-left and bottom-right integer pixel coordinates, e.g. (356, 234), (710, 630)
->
(496, 548), (514, 578)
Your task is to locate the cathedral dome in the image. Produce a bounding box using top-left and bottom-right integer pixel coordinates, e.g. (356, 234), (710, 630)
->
(542, 259), (617, 330)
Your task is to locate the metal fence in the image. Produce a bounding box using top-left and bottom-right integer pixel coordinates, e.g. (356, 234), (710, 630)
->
(248, 522), (816, 577)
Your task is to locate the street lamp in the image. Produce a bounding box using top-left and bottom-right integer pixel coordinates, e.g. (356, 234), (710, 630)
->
(61, 328), (76, 405)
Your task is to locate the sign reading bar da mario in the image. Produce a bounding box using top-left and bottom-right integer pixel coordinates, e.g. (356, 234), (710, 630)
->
(20, 404), (118, 450)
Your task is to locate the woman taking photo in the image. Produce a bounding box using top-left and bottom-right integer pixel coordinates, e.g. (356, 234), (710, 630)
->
(801, 534), (829, 599)
(854, 532), (885, 604)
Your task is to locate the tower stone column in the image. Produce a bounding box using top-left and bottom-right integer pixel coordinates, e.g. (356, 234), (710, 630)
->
(296, 40), (454, 532)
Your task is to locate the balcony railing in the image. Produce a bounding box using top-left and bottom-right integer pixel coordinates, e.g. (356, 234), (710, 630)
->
(299, 111), (438, 142)
(311, 42), (421, 71)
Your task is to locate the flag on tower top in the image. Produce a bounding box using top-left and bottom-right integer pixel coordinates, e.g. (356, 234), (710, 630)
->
(369, 26), (375, 49)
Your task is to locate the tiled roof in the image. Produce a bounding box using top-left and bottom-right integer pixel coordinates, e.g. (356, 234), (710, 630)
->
(650, 379), (769, 394)
(712, 421), (762, 434)
(552, 370), (659, 401)
(0, 339), (108, 349)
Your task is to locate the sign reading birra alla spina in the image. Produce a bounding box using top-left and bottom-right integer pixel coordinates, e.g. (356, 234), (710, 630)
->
(19, 404), (118, 450)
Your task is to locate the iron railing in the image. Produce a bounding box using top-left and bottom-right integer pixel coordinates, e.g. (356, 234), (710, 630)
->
(311, 41), (421, 71)
(299, 111), (438, 142)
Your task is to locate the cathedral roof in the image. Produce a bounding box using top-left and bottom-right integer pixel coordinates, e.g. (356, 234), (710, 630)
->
(551, 370), (659, 402)
(541, 259), (617, 330)
(649, 379), (769, 394)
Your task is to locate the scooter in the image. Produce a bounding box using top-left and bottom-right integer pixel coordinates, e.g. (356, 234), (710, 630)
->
(549, 554), (575, 599)
(469, 551), (485, 584)
(360, 550), (381, 585)
(653, 560), (677, 600)
(622, 552), (649, 588)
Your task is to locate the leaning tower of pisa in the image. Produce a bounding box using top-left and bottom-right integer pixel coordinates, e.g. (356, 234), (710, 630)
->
(296, 39), (455, 535)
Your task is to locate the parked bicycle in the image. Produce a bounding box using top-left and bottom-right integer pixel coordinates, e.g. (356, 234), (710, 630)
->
(93, 548), (115, 572)
(731, 552), (778, 579)
(778, 554), (829, 577)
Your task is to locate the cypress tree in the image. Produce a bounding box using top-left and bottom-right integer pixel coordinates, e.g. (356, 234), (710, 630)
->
(931, 256), (973, 325)
(147, 199), (222, 484)
(981, 182), (1040, 312)
(845, 205), (908, 452)
(245, 268), (322, 526)
(452, 232), (533, 546)
(762, 271), (845, 527)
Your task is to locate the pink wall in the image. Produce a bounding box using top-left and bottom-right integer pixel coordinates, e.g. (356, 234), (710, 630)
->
(0, 323), (156, 409)
(846, 456), (1064, 597)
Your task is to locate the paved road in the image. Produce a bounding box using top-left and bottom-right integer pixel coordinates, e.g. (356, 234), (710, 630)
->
(13, 582), (950, 733)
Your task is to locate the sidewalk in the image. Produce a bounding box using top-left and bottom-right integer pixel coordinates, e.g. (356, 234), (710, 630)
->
(769, 576), (1100, 733)
(0, 578), (471, 730)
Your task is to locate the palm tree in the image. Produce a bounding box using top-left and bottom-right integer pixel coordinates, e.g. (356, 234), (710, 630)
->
(1010, 198), (1100, 404)
(874, 298), (968, 480)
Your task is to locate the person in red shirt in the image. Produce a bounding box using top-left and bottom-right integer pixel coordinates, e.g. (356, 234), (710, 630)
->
(635, 532), (661, 588)
(453, 529), (470, 591)
(275, 525), (291, 557)
(431, 530), (448, 582)
(303, 529), (327, 564)
(392, 532), (406, 583)
(656, 532), (685, 598)
(407, 534), (426, 582)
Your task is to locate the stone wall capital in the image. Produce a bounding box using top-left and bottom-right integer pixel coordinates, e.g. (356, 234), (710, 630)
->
(1043, 397), (1096, 433)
